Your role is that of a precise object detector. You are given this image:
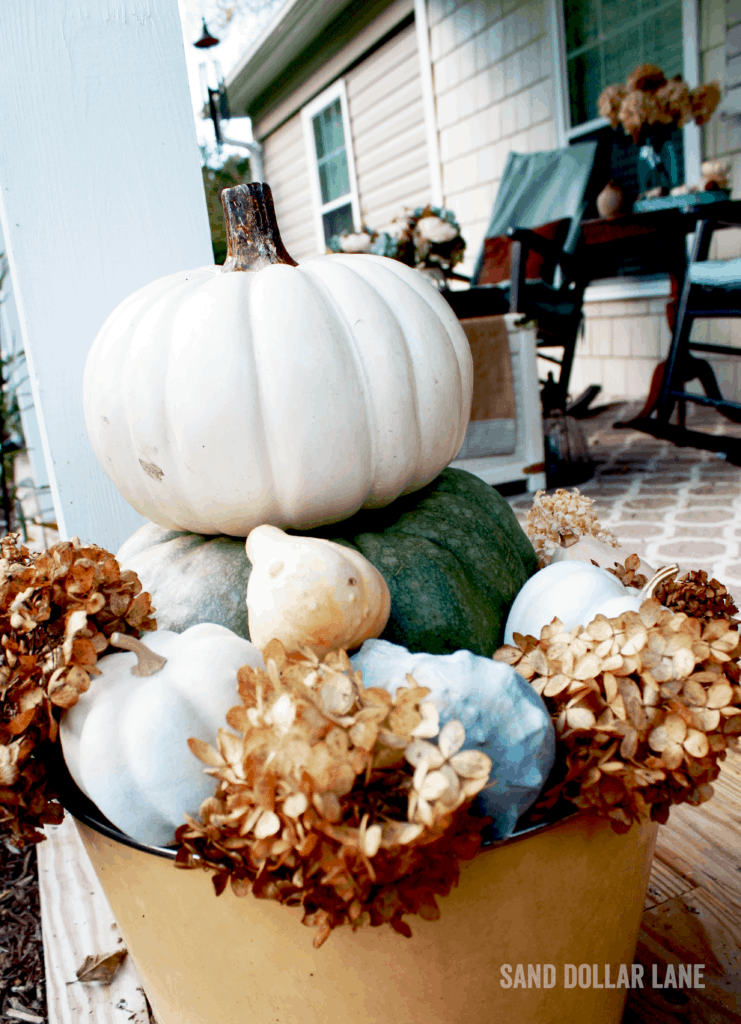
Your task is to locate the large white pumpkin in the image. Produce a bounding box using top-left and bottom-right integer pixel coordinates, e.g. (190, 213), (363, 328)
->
(83, 184), (473, 536)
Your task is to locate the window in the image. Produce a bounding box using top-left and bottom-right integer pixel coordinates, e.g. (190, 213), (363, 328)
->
(564, 0), (684, 130)
(554, 0), (700, 294)
(563, 0), (688, 197)
(302, 81), (360, 252)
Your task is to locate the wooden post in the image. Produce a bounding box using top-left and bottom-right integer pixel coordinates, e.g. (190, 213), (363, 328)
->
(0, 0), (214, 552)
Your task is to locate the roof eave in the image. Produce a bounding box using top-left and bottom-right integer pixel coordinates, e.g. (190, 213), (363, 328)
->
(225, 0), (358, 117)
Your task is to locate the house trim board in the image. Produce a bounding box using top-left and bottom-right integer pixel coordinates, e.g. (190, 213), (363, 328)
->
(414, 0), (443, 207)
(250, 0), (415, 141)
(0, 0), (211, 552)
(549, 0), (569, 147)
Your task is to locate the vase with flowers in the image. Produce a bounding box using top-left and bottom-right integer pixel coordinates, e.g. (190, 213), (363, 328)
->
(328, 205), (466, 288)
(598, 64), (721, 197)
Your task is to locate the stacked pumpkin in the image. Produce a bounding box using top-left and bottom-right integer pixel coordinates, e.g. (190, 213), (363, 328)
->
(62, 184), (548, 851)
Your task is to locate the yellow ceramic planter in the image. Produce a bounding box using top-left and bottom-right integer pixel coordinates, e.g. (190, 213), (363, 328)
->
(74, 809), (657, 1024)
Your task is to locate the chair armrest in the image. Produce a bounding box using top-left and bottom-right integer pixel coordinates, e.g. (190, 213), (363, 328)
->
(506, 227), (583, 312)
(506, 227), (579, 280)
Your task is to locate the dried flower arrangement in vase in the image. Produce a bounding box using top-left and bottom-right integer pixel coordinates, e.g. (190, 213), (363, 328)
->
(328, 206), (466, 287)
(598, 63), (722, 197)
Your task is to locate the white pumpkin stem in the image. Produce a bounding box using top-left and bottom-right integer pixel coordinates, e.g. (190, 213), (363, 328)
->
(220, 184), (298, 273)
(638, 564), (679, 600)
(110, 632), (167, 677)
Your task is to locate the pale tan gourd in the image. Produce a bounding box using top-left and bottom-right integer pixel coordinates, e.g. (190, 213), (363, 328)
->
(245, 525), (391, 655)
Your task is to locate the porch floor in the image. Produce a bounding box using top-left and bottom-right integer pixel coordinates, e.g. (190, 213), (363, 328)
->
(507, 400), (741, 1023)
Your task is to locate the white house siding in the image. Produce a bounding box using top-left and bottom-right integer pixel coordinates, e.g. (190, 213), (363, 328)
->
(569, 297), (675, 403)
(346, 23), (432, 229)
(426, 0), (558, 279)
(261, 112), (317, 263)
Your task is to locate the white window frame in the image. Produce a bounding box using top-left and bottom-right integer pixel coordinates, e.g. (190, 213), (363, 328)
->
(549, 0), (701, 301)
(301, 79), (361, 255)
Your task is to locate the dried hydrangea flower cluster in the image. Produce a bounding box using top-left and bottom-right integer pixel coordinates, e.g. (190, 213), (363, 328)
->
(176, 640), (492, 947)
(610, 562), (739, 627)
(525, 487), (618, 565)
(0, 534), (156, 845)
(494, 599), (741, 833)
(607, 553), (648, 591)
(598, 65), (720, 143)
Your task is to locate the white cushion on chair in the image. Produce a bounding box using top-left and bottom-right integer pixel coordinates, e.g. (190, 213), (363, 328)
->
(689, 258), (741, 287)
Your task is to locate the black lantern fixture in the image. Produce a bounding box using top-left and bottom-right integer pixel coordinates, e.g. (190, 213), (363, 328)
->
(194, 18), (219, 49)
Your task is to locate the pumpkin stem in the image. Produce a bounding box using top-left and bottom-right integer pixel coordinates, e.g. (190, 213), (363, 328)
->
(638, 564), (678, 600)
(220, 183), (298, 273)
(110, 632), (167, 677)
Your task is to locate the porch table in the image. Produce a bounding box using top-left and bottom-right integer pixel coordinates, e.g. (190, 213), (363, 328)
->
(580, 199), (741, 420)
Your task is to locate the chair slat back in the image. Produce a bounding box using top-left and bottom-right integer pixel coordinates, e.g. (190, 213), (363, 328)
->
(470, 142), (599, 286)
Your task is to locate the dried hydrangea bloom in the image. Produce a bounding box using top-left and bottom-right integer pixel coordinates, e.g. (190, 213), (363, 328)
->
(655, 79), (693, 128)
(178, 641), (492, 946)
(0, 534), (156, 846)
(525, 487), (618, 565)
(626, 64), (667, 93)
(494, 599), (741, 832)
(339, 230), (373, 254)
(414, 216), (459, 245)
(692, 82), (721, 126)
(618, 90), (658, 143)
(598, 84), (626, 128)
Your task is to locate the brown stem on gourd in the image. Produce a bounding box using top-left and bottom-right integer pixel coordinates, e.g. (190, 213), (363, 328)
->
(558, 530), (580, 548)
(638, 564), (679, 600)
(110, 632), (167, 677)
(220, 183), (298, 273)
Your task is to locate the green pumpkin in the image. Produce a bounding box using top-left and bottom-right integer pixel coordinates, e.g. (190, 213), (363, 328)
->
(117, 469), (536, 657)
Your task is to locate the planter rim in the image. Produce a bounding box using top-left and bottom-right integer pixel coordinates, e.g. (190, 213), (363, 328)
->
(48, 742), (579, 861)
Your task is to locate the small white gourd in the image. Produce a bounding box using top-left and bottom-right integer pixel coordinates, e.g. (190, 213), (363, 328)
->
(60, 623), (265, 847)
(504, 561), (677, 644)
(246, 525), (391, 655)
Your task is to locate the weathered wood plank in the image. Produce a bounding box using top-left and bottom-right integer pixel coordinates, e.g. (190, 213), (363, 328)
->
(625, 890), (741, 1023)
(626, 750), (741, 1022)
(643, 860), (697, 910)
(38, 817), (156, 1024)
(648, 752), (741, 923)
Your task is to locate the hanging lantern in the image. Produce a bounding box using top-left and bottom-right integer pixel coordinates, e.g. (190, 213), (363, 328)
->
(194, 19), (219, 49)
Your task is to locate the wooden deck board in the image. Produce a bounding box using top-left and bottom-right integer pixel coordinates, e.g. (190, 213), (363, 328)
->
(37, 817), (155, 1024)
(625, 750), (741, 1022)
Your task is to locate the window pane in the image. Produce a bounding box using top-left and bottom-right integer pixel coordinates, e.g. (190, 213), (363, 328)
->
(323, 203), (353, 246)
(564, 0), (684, 128)
(603, 30), (642, 95)
(601, 0), (639, 37)
(564, 0), (598, 52)
(643, 5), (683, 77)
(568, 49), (603, 126)
(313, 100), (344, 160)
(318, 149), (350, 204)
